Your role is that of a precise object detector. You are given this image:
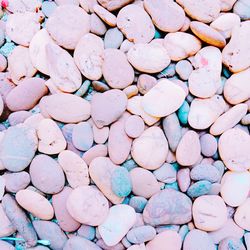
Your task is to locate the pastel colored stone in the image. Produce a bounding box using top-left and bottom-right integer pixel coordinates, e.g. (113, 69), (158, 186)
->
(58, 150), (90, 188)
(123, 85), (139, 98)
(163, 32), (201, 61)
(0, 203), (15, 237)
(82, 144), (108, 165)
(0, 125), (38, 172)
(233, 0), (250, 20)
(127, 225), (156, 244)
(176, 0), (220, 23)
(193, 195), (227, 231)
(2, 194), (37, 247)
(183, 229), (215, 250)
(0, 240), (15, 250)
(98, 204), (136, 246)
(146, 230), (182, 250)
(200, 134), (217, 157)
(137, 74), (157, 95)
(176, 60), (193, 80)
(90, 13), (107, 36)
(177, 168), (191, 192)
(153, 163), (176, 184)
(144, 0), (185, 32)
(6, 77), (48, 111)
(141, 79), (185, 118)
(93, 125), (109, 144)
(97, 0), (133, 11)
(117, 4), (154, 43)
(234, 198), (250, 231)
(39, 93), (91, 123)
(63, 236), (102, 250)
(42, 0), (57, 17)
(104, 27), (123, 49)
(77, 225), (96, 240)
(93, 4), (117, 27)
(33, 220), (67, 250)
(8, 111), (32, 126)
(129, 196), (147, 213)
(188, 95), (226, 129)
(218, 237), (246, 250)
(187, 180), (212, 198)
(103, 48), (134, 89)
(6, 0), (41, 13)
(16, 189), (54, 220)
(130, 167), (160, 199)
(52, 187), (81, 232)
(67, 185), (109, 226)
(89, 157), (124, 204)
(91, 89), (127, 128)
(221, 171), (250, 207)
(46, 5), (90, 49)
(218, 128), (250, 171)
(143, 188), (192, 225)
(223, 68), (250, 105)
(55, 0), (79, 4)
(125, 115), (145, 138)
(74, 33), (104, 81)
(176, 130), (201, 166)
(221, 0), (237, 11)
(30, 154), (65, 194)
(131, 126), (169, 170)
(190, 164), (220, 183)
(37, 118), (66, 155)
(127, 43), (170, 73)
(6, 12), (41, 46)
(46, 43), (82, 93)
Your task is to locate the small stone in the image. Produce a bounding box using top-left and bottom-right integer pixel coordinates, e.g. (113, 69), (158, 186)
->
(177, 168), (191, 192)
(218, 237), (246, 250)
(129, 196), (147, 213)
(90, 13), (107, 36)
(153, 163), (177, 184)
(93, 124), (109, 144)
(177, 101), (189, 125)
(0, 203), (15, 237)
(125, 115), (145, 138)
(126, 225), (156, 244)
(82, 144), (108, 165)
(104, 28), (123, 49)
(8, 111), (32, 126)
(187, 180), (212, 198)
(233, 0), (250, 20)
(234, 198), (250, 231)
(175, 60), (193, 80)
(190, 164), (220, 182)
(63, 236), (102, 250)
(137, 74), (157, 95)
(200, 134), (218, 157)
(77, 224), (96, 240)
(93, 4), (117, 27)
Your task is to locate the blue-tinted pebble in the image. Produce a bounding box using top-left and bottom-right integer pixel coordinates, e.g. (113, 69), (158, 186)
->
(157, 63), (176, 78)
(156, 225), (180, 234)
(222, 66), (232, 78)
(212, 151), (219, 160)
(153, 163), (177, 184)
(187, 180), (212, 198)
(177, 101), (189, 125)
(172, 162), (179, 171)
(165, 181), (179, 191)
(154, 29), (161, 39)
(129, 196), (147, 213)
(0, 42), (15, 57)
(78, 225), (96, 241)
(75, 80), (91, 97)
(179, 225), (189, 241)
(122, 159), (137, 172)
(122, 196), (130, 205)
(111, 167), (132, 197)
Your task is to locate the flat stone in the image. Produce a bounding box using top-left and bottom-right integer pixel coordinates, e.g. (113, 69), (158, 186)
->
(125, 115), (145, 138)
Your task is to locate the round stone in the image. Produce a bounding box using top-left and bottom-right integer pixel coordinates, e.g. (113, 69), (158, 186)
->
(104, 27), (123, 49)
(234, 198), (250, 231)
(218, 237), (246, 250)
(97, 0), (133, 11)
(125, 115), (145, 138)
(175, 60), (193, 80)
(233, 0), (250, 20)
(127, 225), (156, 244)
(200, 134), (218, 157)
(137, 74), (157, 95)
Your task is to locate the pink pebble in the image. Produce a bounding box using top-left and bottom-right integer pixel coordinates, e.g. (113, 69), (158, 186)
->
(125, 115), (145, 138)
(177, 168), (191, 192)
(200, 133), (218, 157)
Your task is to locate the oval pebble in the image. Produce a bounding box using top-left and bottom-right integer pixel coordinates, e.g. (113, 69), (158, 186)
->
(233, 0), (250, 20)
(200, 134), (218, 157)
(63, 236), (101, 250)
(8, 111), (32, 126)
(82, 144), (108, 165)
(104, 27), (123, 49)
(0, 203), (15, 237)
(190, 164), (220, 183)
(137, 74), (157, 95)
(129, 196), (147, 213)
(126, 225), (156, 244)
(97, 0), (133, 11)
(218, 237), (246, 250)
(234, 198), (250, 231)
(153, 163), (177, 184)
(125, 115), (145, 138)
(3, 172), (30, 193)
(187, 180), (212, 198)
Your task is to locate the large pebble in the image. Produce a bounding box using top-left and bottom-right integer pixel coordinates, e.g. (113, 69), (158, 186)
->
(222, 21), (250, 72)
(98, 204), (136, 246)
(91, 89), (127, 128)
(193, 195), (227, 231)
(176, 130), (201, 166)
(52, 187), (81, 232)
(6, 77), (48, 111)
(163, 32), (201, 61)
(16, 189), (54, 220)
(30, 154), (65, 194)
(103, 48), (134, 89)
(39, 93), (91, 123)
(221, 171), (250, 207)
(0, 203), (15, 237)
(58, 150), (89, 188)
(46, 5), (90, 49)
(218, 128), (250, 171)
(33, 220), (67, 250)
(117, 4), (154, 43)
(141, 79), (185, 118)
(130, 167), (160, 199)
(190, 164), (220, 183)
(74, 33), (104, 81)
(146, 230), (182, 250)
(63, 236), (101, 250)
(0, 125), (37, 172)
(89, 157), (124, 204)
(131, 126), (169, 170)
(127, 225), (156, 244)
(127, 43), (170, 73)
(143, 189), (192, 225)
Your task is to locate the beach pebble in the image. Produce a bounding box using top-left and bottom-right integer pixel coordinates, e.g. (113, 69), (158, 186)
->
(153, 163), (177, 184)
(58, 150), (90, 188)
(52, 187), (81, 232)
(233, 0), (250, 20)
(218, 128), (250, 171)
(63, 236), (102, 250)
(30, 154), (65, 194)
(104, 28), (123, 49)
(117, 4), (155, 44)
(127, 43), (170, 73)
(218, 237), (246, 250)
(42, 1), (57, 17)
(187, 180), (212, 198)
(0, 125), (37, 172)
(143, 188), (192, 225)
(97, 0), (133, 11)
(0, 203), (15, 237)
(193, 195), (227, 231)
(131, 126), (169, 170)
(98, 204), (136, 246)
(77, 225), (96, 240)
(175, 60), (193, 80)
(200, 134), (218, 157)
(82, 144), (108, 165)
(137, 74), (157, 95)
(129, 196), (147, 213)
(46, 5), (90, 49)
(93, 4), (117, 27)
(191, 164), (220, 183)
(90, 13), (107, 36)
(91, 89), (127, 128)
(16, 189), (54, 220)
(8, 111), (31, 126)
(0, 240), (15, 250)
(74, 33), (104, 81)
(141, 79), (185, 118)
(126, 225), (156, 244)
(234, 198), (250, 231)
(125, 115), (145, 138)
(177, 168), (191, 192)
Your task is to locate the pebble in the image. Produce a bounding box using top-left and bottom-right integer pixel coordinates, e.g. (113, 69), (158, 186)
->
(130, 167), (160, 199)
(0, 240), (15, 250)
(126, 225), (156, 244)
(8, 111), (32, 126)
(200, 134), (218, 157)
(141, 79), (185, 117)
(137, 74), (157, 95)
(0, 203), (15, 237)
(218, 237), (246, 250)
(131, 126), (169, 170)
(82, 144), (108, 165)
(153, 163), (177, 184)
(190, 164), (220, 183)
(90, 13), (107, 36)
(234, 198), (250, 231)
(97, 0), (133, 11)
(221, 0), (237, 11)
(143, 188), (192, 225)
(233, 0), (250, 20)
(41, 1), (57, 17)
(187, 180), (212, 198)
(175, 60), (193, 80)
(125, 115), (145, 138)
(177, 101), (189, 125)
(93, 124), (109, 144)
(164, 32), (201, 61)
(104, 28), (123, 49)
(177, 168), (191, 192)
(129, 196), (147, 213)
(63, 236), (102, 250)
(218, 128), (250, 171)
(46, 5), (90, 50)
(77, 224), (96, 240)
(52, 187), (81, 232)
(103, 48), (134, 89)
(123, 85), (139, 98)
(192, 195), (227, 231)
(29, 154), (65, 194)
(98, 204), (136, 246)
(58, 150), (90, 188)
(127, 43), (170, 73)
(117, 4), (155, 44)
(16, 189), (54, 220)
